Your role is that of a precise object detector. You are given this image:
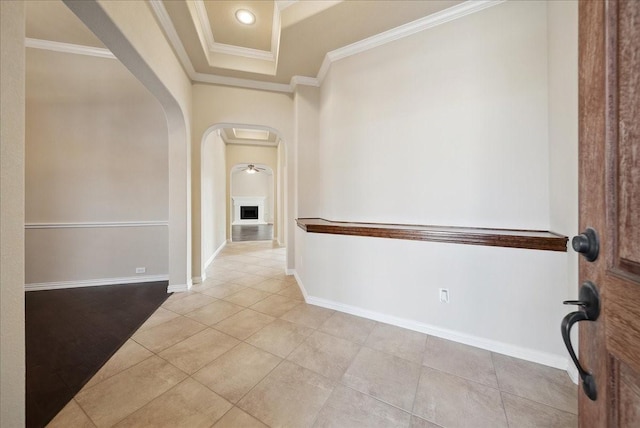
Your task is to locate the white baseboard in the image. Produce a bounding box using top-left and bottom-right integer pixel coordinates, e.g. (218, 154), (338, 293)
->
(197, 241), (227, 283)
(285, 268), (295, 276)
(25, 274), (169, 292)
(292, 269), (569, 371)
(167, 283), (189, 293)
(566, 363), (579, 385)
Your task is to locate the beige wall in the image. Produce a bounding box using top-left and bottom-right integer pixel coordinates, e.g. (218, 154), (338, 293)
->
(66, 0), (194, 290)
(293, 85), (321, 218)
(25, 49), (169, 286)
(295, 1), (575, 369)
(226, 144), (278, 237)
(0, 1), (26, 425)
(192, 84), (294, 278)
(201, 131), (227, 275)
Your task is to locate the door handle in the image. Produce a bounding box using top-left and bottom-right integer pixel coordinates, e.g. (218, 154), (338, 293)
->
(572, 227), (599, 261)
(562, 281), (600, 401)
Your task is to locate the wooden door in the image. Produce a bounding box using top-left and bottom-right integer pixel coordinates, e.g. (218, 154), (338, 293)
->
(578, 0), (640, 426)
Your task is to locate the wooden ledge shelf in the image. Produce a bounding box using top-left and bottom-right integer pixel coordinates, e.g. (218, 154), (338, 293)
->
(296, 218), (568, 252)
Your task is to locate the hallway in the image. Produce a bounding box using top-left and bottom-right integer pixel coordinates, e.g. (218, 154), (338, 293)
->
(48, 241), (577, 427)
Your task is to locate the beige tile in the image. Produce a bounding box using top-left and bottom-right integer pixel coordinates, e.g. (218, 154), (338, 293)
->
(193, 343), (281, 403)
(190, 278), (225, 293)
(199, 282), (247, 299)
(137, 307), (180, 331)
(253, 266), (283, 277)
(246, 318), (313, 358)
(492, 353), (577, 414)
(314, 385), (411, 428)
(75, 356), (187, 427)
(161, 293), (217, 315)
(47, 399), (96, 428)
(84, 340), (153, 389)
(281, 304), (335, 329)
(162, 292), (193, 305)
(213, 407), (268, 428)
(342, 347), (421, 411)
(238, 361), (334, 428)
(413, 367), (507, 428)
(159, 328), (239, 374)
(365, 323), (427, 364)
(229, 273), (268, 287)
(502, 392), (577, 428)
(319, 312), (376, 344)
(132, 316), (206, 353)
(214, 309), (275, 340)
(422, 336), (498, 388)
(250, 294), (301, 317)
(113, 378), (232, 427)
(252, 278), (289, 293)
(288, 331), (361, 380)
(184, 300), (244, 326)
(410, 416), (442, 428)
(223, 287), (271, 307)
(277, 284), (304, 300)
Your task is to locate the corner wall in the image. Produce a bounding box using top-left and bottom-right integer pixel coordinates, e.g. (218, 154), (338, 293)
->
(0, 2), (26, 425)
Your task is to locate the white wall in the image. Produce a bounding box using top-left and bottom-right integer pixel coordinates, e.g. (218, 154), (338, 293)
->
(319, 1), (549, 229)
(295, 1), (575, 368)
(192, 84), (293, 276)
(0, 1), (26, 424)
(225, 144), (278, 235)
(201, 131), (227, 275)
(231, 169), (274, 222)
(548, 1), (579, 300)
(25, 48), (169, 287)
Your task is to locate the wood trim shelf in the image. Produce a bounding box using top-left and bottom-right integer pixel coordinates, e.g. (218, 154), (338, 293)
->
(296, 218), (568, 252)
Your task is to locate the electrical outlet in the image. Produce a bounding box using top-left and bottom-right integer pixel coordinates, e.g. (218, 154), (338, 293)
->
(135, 267), (146, 274)
(439, 288), (450, 303)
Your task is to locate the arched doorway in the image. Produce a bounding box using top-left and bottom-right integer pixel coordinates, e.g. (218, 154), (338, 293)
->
(198, 123), (287, 282)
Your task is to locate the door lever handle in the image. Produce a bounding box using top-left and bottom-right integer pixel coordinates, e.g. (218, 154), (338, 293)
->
(561, 281), (600, 401)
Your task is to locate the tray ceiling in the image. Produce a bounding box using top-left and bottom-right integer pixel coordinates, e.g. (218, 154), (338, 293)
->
(25, 0), (507, 93)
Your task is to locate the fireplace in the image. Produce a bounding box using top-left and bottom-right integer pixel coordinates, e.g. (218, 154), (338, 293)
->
(240, 206), (259, 220)
(232, 196), (266, 225)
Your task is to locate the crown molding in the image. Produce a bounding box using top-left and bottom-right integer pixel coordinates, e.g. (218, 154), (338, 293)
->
(192, 71), (292, 93)
(317, 0), (505, 83)
(25, 38), (116, 59)
(148, 0), (196, 76)
(191, 0), (279, 63)
(290, 75), (320, 89)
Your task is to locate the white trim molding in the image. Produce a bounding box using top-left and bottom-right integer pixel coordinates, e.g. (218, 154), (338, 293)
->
(292, 269), (569, 371)
(25, 274), (169, 292)
(147, 0), (504, 93)
(196, 240), (227, 283)
(25, 221), (168, 229)
(25, 38), (116, 59)
(167, 283), (189, 293)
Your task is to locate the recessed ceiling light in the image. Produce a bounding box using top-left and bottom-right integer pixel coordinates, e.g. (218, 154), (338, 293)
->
(235, 9), (255, 25)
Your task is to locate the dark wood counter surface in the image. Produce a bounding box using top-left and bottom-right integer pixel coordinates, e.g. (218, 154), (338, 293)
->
(296, 218), (568, 252)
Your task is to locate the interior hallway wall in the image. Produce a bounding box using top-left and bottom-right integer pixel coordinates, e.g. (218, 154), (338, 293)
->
(201, 131), (227, 276)
(25, 49), (169, 287)
(295, 1), (573, 369)
(0, 1), (26, 424)
(192, 84), (293, 279)
(226, 144), (278, 237)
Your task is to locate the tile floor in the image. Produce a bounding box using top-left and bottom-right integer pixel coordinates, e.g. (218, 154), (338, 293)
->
(48, 241), (578, 428)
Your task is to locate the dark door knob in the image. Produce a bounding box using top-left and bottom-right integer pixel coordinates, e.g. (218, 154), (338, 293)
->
(572, 227), (599, 262)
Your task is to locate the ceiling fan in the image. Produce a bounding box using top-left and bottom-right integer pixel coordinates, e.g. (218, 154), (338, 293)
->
(241, 164), (265, 174)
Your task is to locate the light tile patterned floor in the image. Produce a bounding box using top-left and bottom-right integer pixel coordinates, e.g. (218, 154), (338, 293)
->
(48, 241), (578, 428)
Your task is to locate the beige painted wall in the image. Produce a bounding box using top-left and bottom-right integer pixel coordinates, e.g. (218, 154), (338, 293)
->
(295, 1), (575, 368)
(192, 84), (294, 278)
(201, 131), (227, 274)
(67, 0), (194, 290)
(294, 85), (321, 218)
(0, 1), (26, 425)
(225, 144), (278, 237)
(25, 49), (169, 285)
